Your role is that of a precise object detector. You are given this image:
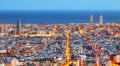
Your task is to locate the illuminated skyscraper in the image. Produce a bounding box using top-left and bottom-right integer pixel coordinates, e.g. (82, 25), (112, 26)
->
(16, 18), (21, 34)
(99, 15), (103, 25)
(90, 15), (93, 25)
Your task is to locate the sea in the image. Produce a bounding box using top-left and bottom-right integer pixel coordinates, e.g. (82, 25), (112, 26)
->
(0, 11), (120, 24)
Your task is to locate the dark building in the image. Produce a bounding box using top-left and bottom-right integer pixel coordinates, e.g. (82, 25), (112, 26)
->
(16, 18), (21, 34)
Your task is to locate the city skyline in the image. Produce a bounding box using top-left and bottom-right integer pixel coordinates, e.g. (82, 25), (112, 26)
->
(0, 0), (120, 66)
(0, 0), (120, 11)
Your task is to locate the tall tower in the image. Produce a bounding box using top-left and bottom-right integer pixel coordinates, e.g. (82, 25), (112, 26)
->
(99, 15), (103, 25)
(16, 18), (21, 34)
(90, 15), (93, 25)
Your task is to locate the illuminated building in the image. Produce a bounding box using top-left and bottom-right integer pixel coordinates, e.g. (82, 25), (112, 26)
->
(90, 15), (93, 25)
(99, 15), (103, 25)
(0, 58), (19, 66)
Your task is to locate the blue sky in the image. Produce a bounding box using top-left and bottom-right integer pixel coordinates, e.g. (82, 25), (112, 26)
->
(0, 0), (120, 11)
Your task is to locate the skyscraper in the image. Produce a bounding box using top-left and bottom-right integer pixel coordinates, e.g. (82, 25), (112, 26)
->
(99, 15), (103, 25)
(16, 18), (21, 34)
(90, 15), (93, 25)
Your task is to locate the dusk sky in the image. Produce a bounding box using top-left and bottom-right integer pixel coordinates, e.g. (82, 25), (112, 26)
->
(0, 0), (120, 11)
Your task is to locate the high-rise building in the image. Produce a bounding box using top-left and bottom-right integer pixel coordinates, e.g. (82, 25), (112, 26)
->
(90, 15), (93, 25)
(99, 15), (103, 25)
(16, 18), (21, 34)
(0, 27), (2, 33)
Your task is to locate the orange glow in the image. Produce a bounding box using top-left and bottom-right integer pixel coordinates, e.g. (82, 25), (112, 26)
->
(96, 55), (100, 66)
(96, 24), (99, 26)
(15, 26), (57, 37)
(62, 25), (71, 66)
(116, 34), (120, 37)
(79, 30), (84, 35)
(80, 58), (84, 66)
(80, 28), (103, 66)
(111, 61), (119, 66)
(90, 30), (94, 33)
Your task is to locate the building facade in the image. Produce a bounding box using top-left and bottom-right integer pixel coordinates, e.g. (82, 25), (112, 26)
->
(16, 18), (21, 34)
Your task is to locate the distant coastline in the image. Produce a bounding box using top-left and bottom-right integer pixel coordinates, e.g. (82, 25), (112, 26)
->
(0, 11), (120, 24)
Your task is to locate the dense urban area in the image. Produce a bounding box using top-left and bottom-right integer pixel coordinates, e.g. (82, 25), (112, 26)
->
(0, 17), (120, 66)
